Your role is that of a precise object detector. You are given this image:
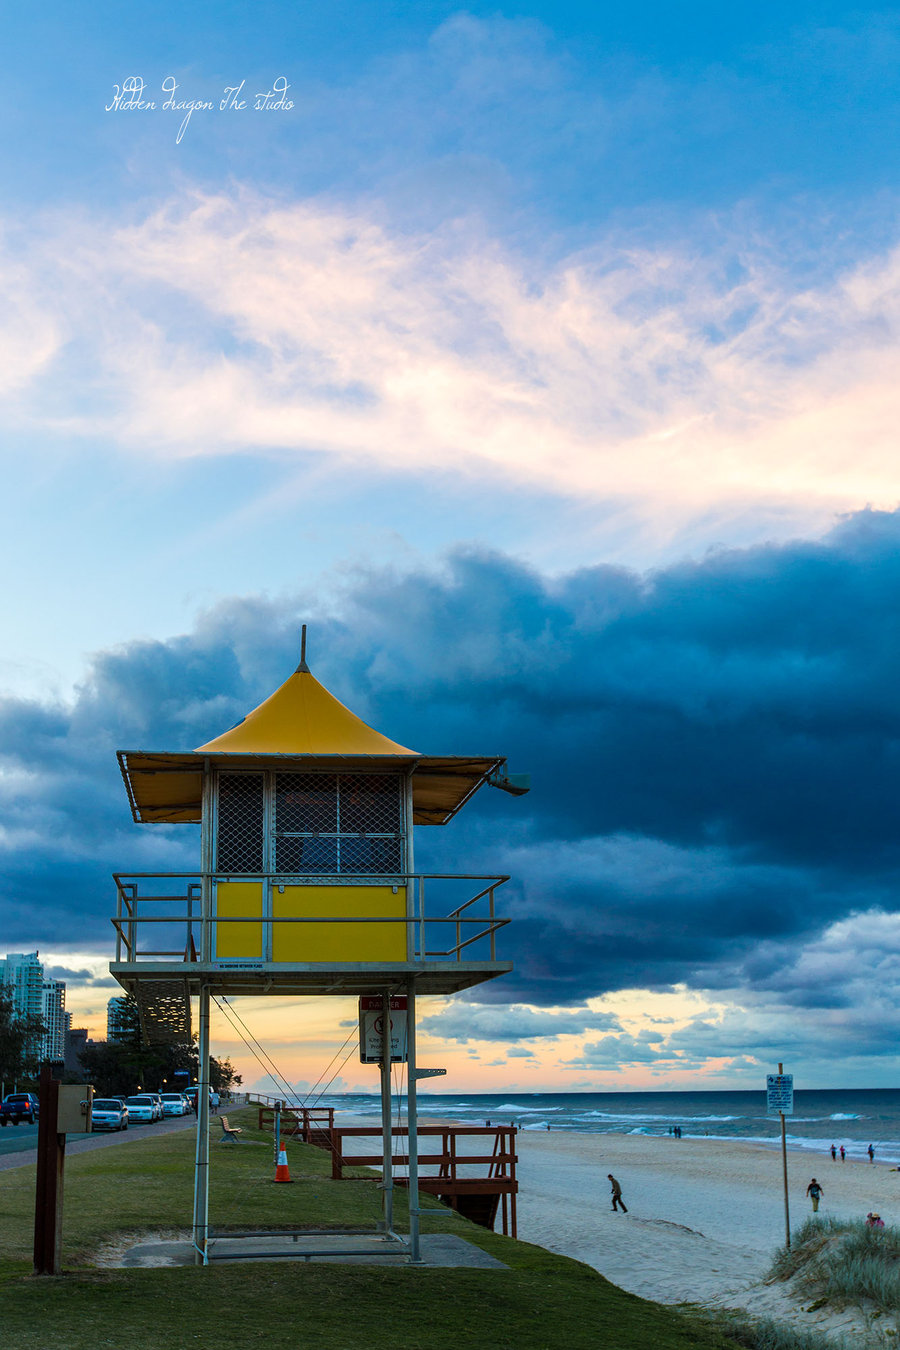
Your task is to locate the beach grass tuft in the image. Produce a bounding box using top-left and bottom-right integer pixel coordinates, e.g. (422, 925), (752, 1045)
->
(769, 1216), (900, 1315)
(691, 1310), (864, 1350)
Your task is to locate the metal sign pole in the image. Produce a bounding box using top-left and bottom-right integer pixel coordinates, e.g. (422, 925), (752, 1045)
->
(779, 1061), (791, 1249)
(380, 992), (394, 1235)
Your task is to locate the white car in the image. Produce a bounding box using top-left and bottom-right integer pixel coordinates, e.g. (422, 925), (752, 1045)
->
(146, 1093), (165, 1120)
(125, 1095), (156, 1123)
(160, 1093), (189, 1116)
(92, 1099), (129, 1131)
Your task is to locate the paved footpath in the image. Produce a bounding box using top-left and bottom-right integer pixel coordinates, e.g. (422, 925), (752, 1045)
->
(0, 1113), (198, 1172)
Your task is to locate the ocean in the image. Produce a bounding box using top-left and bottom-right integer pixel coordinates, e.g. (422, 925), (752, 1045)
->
(307, 1089), (900, 1165)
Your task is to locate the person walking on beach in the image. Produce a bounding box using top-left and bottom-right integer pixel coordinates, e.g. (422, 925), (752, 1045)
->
(806, 1178), (823, 1212)
(840, 1145), (846, 1161)
(608, 1174), (628, 1213)
(868, 1144), (875, 1163)
(830, 1144), (837, 1161)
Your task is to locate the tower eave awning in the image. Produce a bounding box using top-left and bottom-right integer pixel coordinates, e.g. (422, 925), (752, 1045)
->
(118, 751), (506, 825)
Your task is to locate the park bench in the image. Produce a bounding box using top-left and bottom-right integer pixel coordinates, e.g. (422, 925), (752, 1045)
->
(218, 1115), (243, 1143)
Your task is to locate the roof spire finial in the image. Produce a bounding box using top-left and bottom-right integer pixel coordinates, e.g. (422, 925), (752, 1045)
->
(296, 624), (310, 674)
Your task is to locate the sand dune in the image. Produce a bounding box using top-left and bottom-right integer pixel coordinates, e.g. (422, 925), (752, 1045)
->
(512, 1132), (897, 1337)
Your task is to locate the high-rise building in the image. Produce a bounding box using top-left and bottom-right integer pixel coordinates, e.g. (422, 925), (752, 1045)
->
(2, 954), (68, 1063)
(107, 996), (131, 1042)
(1, 952), (44, 1021)
(41, 979), (66, 1063)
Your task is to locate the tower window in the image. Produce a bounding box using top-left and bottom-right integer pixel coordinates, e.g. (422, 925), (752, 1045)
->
(275, 771), (403, 875)
(216, 773), (265, 873)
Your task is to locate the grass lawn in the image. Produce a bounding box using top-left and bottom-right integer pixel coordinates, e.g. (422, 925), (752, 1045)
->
(0, 1107), (740, 1350)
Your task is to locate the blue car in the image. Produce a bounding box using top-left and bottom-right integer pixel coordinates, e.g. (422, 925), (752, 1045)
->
(0, 1092), (39, 1125)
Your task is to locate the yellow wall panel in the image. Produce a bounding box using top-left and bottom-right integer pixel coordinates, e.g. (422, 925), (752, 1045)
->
(273, 885), (407, 963)
(215, 881), (264, 959)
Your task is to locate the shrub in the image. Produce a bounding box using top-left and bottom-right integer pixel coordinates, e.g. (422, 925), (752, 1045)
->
(769, 1217), (900, 1315)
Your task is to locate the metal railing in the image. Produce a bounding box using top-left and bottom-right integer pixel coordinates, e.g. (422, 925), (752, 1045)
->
(111, 872), (510, 965)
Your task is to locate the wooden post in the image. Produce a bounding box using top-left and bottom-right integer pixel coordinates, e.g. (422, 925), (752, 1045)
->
(779, 1061), (791, 1249)
(33, 1062), (64, 1275)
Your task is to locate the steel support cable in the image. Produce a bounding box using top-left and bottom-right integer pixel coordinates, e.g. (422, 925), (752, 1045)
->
(392, 1060), (409, 1178)
(205, 997), (296, 1229)
(313, 1033), (391, 1224)
(300, 1033), (366, 1167)
(213, 997), (295, 1103)
(215, 997), (358, 1171)
(304, 1034), (359, 1108)
(298, 1025), (358, 1109)
(217, 999), (295, 1101)
(209, 1002), (381, 1226)
(215, 996), (296, 1102)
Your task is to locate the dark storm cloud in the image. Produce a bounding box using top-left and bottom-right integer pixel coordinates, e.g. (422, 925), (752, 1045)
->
(419, 1003), (622, 1044)
(3, 507), (900, 1016)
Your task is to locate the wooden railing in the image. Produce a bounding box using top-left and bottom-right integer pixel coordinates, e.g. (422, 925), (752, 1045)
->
(330, 1124), (518, 1236)
(255, 1104), (334, 1144)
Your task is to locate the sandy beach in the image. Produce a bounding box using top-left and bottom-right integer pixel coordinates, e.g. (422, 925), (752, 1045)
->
(511, 1132), (898, 1333)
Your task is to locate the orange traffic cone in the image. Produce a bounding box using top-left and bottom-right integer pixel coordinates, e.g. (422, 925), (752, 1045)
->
(274, 1147), (292, 1183)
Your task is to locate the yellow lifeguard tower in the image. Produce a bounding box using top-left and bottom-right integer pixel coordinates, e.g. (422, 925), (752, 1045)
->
(110, 630), (526, 1261)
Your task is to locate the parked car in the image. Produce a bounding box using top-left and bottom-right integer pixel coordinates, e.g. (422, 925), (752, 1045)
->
(91, 1099), (129, 1131)
(109, 1097), (130, 1122)
(160, 1093), (189, 1117)
(141, 1092), (164, 1120)
(125, 1095), (156, 1124)
(0, 1092), (39, 1125)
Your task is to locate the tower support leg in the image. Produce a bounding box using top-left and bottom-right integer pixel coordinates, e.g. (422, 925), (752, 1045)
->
(406, 978), (421, 1263)
(192, 984), (211, 1264)
(380, 991), (394, 1236)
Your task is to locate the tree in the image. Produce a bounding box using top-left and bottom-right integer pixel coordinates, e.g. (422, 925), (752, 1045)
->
(0, 988), (45, 1087)
(210, 1057), (242, 1092)
(78, 995), (242, 1095)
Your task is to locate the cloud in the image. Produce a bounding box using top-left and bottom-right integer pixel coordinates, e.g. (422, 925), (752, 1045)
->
(7, 186), (900, 554)
(420, 1002), (622, 1045)
(3, 509), (900, 1063)
(563, 1032), (688, 1072)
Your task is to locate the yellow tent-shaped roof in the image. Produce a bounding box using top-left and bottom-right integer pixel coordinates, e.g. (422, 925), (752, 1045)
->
(196, 667), (417, 757)
(117, 651), (511, 826)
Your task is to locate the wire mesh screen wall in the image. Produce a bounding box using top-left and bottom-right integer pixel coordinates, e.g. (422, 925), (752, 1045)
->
(216, 773), (265, 872)
(216, 771), (405, 875)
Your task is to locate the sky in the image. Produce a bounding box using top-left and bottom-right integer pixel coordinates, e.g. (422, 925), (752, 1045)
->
(4, 1), (900, 1095)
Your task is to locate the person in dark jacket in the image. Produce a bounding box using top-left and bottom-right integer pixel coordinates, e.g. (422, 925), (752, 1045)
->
(608, 1174), (628, 1213)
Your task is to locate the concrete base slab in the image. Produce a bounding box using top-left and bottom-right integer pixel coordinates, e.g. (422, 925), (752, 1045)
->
(120, 1232), (508, 1269)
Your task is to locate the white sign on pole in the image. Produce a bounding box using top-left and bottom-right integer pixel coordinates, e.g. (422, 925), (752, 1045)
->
(766, 1074), (794, 1115)
(359, 995), (408, 1064)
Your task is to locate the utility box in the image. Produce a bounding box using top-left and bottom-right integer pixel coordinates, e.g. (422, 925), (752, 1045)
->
(56, 1085), (93, 1134)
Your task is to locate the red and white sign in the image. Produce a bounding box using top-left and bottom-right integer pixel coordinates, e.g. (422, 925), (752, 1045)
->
(359, 996), (408, 1063)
